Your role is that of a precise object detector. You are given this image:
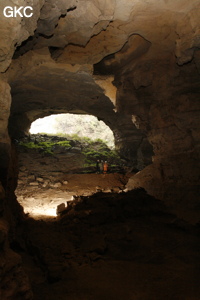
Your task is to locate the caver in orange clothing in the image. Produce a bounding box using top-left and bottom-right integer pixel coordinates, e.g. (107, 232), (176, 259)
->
(103, 161), (108, 174)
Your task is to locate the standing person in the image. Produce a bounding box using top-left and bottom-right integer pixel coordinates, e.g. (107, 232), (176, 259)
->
(96, 160), (100, 173)
(103, 161), (108, 174)
(100, 160), (104, 173)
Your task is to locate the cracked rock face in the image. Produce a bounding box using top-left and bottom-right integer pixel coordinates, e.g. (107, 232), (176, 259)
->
(0, 0), (199, 213)
(0, 0), (200, 298)
(0, 0), (199, 216)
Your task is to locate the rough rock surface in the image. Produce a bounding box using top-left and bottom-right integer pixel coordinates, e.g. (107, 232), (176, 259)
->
(0, 0), (200, 299)
(8, 48), (150, 165)
(14, 189), (200, 300)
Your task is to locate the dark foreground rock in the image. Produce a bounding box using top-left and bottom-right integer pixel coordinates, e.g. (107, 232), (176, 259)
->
(12, 188), (200, 300)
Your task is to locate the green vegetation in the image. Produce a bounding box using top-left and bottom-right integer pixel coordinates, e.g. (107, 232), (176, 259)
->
(83, 149), (121, 165)
(19, 134), (122, 170)
(30, 113), (115, 148)
(19, 139), (71, 155)
(56, 141), (71, 147)
(82, 138), (121, 167)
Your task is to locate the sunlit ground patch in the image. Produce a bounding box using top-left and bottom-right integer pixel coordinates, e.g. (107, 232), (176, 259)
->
(24, 206), (57, 219)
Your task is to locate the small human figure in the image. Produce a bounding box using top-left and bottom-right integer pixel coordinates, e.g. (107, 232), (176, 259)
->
(103, 161), (108, 174)
(96, 160), (100, 173)
(100, 160), (104, 173)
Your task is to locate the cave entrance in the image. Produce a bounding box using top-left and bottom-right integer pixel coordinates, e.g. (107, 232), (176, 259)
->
(16, 113), (130, 220)
(29, 113), (115, 149)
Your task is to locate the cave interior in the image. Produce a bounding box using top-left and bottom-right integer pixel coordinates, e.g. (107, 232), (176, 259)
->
(0, 0), (200, 299)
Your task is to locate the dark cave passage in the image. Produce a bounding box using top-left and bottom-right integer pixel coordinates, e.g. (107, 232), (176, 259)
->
(1, 1), (200, 299)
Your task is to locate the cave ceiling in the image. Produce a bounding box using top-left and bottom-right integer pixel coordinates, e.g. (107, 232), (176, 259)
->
(0, 0), (199, 148)
(0, 0), (199, 215)
(1, 4), (200, 299)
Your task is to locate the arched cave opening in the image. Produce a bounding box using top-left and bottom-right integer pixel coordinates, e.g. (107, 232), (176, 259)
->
(15, 113), (135, 219)
(1, 1), (200, 299)
(7, 61), (154, 220)
(29, 113), (115, 148)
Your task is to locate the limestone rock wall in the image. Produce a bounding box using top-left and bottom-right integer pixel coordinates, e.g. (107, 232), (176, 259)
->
(0, 229), (33, 300)
(0, 0), (44, 72)
(7, 48), (150, 167)
(124, 58), (200, 222)
(0, 0), (199, 219)
(0, 0), (200, 298)
(0, 71), (33, 300)
(0, 76), (35, 295)
(0, 80), (11, 184)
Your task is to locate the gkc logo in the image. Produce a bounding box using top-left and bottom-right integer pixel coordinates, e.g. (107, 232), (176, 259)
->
(3, 6), (33, 18)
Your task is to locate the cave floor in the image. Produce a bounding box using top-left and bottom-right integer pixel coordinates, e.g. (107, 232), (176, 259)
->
(15, 146), (200, 299)
(15, 189), (200, 300)
(16, 173), (131, 220)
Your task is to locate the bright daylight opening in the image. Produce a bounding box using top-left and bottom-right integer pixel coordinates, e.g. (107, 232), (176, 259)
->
(30, 113), (115, 148)
(16, 114), (127, 220)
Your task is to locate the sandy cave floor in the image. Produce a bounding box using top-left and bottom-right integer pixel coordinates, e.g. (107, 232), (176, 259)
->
(16, 173), (131, 220)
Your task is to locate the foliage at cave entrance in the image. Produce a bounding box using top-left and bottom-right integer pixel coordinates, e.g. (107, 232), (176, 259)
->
(30, 114), (115, 149)
(19, 139), (71, 155)
(18, 134), (122, 170)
